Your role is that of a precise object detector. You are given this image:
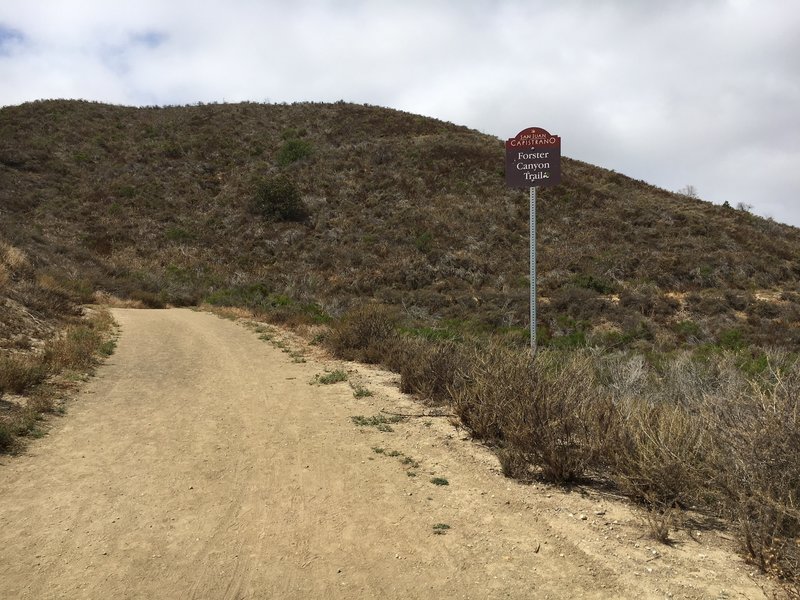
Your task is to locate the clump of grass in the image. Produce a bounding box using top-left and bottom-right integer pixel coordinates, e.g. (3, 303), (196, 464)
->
(43, 311), (115, 371)
(351, 384), (373, 398)
(0, 354), (48, 394)
(0, 422), (14, 451)
(314, 370), (348, 385)
(430, 477), (449, 486)
(432, 523), (451, 535)
(400, 456), (419, 468)
(350, 414), (404, 432)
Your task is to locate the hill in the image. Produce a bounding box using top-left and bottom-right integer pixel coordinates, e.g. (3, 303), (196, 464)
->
(1, 100), (799, 590)
(1, 99), (799, 352)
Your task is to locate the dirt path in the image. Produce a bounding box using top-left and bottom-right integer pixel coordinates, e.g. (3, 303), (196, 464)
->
(0, 308), (773, 599)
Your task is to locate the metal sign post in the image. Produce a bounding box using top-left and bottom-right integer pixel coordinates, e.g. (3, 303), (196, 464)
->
(505, 127), (561, 356)
(529, 185), (537, 354)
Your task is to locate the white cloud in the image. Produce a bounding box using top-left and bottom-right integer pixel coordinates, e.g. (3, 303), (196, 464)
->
(0, 0), (798, 226)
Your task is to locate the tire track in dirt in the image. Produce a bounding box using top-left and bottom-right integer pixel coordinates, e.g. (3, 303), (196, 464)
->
(0, 308), (774, 599)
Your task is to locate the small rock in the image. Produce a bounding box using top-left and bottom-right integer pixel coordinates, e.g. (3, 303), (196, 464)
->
(579, 515), (588, 521)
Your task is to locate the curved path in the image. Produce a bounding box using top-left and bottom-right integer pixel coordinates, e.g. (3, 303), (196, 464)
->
(0, 309), (770, 599)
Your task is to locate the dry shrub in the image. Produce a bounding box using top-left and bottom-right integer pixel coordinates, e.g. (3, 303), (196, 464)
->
(451, 345), (614, 483)
(0, 353), (48, 394)
(1, 242), (28, 271)
(326, 303), (400, 364)
(43, 310), (114, 371)
(705, 362), (800, 583)
(0, 421), (13, 451)
(449, 343), (527, 443)
(609, 399), (709, 518)
(397, 338), (466, 405)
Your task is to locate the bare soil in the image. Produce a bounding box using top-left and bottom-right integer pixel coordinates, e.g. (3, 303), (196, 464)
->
(0, 308), (774, 599)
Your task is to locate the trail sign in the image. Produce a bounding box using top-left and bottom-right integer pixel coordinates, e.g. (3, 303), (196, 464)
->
(505, 127), (561, 188)
(505, 126), (561, 355)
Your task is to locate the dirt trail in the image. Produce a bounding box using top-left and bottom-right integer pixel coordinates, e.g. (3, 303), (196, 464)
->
(0, 308), (773, 599)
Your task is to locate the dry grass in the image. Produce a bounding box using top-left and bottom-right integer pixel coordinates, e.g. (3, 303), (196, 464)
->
(0, 354), (48, 395)
(0, 308), (116, 453)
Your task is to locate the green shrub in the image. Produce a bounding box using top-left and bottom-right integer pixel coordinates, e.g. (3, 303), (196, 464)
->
(252, 176), (308, 222)
(571, 274), (616, 294)
(276, 139), (312, 166)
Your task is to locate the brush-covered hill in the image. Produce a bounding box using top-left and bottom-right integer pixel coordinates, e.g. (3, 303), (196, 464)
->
(1, 99), (799, 351)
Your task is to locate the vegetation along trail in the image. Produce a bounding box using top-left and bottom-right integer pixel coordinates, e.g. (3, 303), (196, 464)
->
(0, 309), (772, 599)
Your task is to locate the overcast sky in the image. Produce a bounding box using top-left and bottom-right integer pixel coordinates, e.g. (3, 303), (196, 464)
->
(1, 1), (798, 227)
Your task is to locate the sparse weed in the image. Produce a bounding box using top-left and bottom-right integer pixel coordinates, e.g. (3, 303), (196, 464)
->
(314, 370), (348, 385)
(351, 384), (373, 398)
(350, 414), (404, 430)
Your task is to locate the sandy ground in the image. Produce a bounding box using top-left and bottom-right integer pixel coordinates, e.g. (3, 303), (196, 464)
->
(0, 308), (775, 599)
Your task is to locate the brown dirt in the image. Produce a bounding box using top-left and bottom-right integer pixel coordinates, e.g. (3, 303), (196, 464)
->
(0, 308), (775, 599)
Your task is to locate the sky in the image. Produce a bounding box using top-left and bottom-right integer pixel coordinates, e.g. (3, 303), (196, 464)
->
(1, 0), (798, 227)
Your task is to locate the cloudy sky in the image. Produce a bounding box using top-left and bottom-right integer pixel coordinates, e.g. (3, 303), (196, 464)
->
(1, 1), (798, 226)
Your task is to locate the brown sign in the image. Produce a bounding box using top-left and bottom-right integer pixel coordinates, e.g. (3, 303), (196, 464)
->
(505, 127), (561, 188)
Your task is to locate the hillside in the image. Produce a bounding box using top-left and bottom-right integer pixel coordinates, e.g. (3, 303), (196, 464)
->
(1, 99), (799, 352)
(2, 100), (799, 590)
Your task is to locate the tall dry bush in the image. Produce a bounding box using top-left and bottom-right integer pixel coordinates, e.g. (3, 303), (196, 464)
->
(325, 303), (400, 364)
(704, 357), (800, 583)
(451, 346), (614, 483)
(609, 399), (709, 515)
(397, 338), (466, 405)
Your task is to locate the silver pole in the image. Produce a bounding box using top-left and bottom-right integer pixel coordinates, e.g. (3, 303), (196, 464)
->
(530, 186), (537, 356)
